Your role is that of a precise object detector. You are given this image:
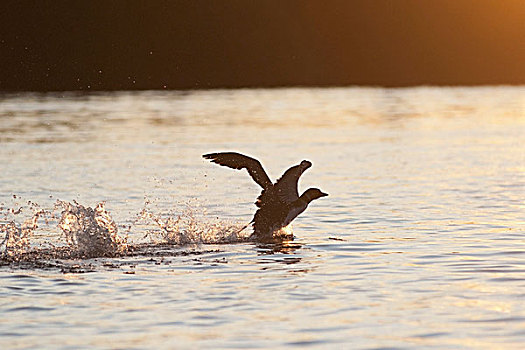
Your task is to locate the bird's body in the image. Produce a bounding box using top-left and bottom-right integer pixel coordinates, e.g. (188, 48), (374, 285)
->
(203, 152), (327, 242)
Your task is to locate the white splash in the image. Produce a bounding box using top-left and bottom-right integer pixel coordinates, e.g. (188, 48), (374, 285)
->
(137, 201), (250, 245)
(0, 196), (47, 259)
(56, 200), (128, 258)
(0, 210), (43, 258)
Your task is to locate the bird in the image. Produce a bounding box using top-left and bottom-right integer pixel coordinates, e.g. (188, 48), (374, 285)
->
(203, 152), (328, 242)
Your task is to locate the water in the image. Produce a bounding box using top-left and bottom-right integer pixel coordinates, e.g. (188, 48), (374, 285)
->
(0, 87), (524, 349)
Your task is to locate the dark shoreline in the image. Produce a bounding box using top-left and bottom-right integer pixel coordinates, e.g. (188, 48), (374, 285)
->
(1, 83), (525, 95)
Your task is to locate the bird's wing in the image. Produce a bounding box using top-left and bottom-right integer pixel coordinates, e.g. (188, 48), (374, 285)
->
(203, 152), (273, 190)
(272, 164), (304, 204)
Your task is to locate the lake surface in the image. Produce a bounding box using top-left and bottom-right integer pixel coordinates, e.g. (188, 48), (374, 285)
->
(0, 87), (524, 349)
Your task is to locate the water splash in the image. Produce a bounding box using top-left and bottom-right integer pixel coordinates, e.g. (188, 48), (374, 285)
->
(56, 200), (128, 258)
(0, 197), (255, 272)
(0, 204), (45, 259)
(257, 225), (295, 243)
(136, 199), (250, 245)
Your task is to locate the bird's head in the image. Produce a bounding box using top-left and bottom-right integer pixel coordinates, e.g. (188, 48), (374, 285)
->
(302, 188), (328, 202)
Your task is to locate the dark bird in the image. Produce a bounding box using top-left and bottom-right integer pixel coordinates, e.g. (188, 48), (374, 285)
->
(203, 152), (328, 242)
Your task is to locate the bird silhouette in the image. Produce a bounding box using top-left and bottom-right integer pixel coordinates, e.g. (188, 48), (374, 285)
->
(203, 152), (327, 242)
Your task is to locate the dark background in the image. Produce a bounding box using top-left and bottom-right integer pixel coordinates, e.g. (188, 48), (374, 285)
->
(1, 0), (524, 91)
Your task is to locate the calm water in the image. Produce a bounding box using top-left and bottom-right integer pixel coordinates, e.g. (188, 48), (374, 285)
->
(0, 87), (524, 349)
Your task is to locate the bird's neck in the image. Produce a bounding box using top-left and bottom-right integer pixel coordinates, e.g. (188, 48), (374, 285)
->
(299, 191), (314, 204)
(294, 195), (310, 208)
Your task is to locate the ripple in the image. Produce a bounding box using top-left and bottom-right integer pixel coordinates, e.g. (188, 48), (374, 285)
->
(286, 339), (332, 347)
(6, 306), (55, 312)
(413, 331), (450, 338)
(461, 316), (525, 323)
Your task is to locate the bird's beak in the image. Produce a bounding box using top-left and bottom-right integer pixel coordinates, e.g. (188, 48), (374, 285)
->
(320, 191), (328, 197)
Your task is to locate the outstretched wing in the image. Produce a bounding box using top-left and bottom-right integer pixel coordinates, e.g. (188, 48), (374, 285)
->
(272, 164), (303, 203)
(255, 161), (310, 207)
(203, 152), (273, 190)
